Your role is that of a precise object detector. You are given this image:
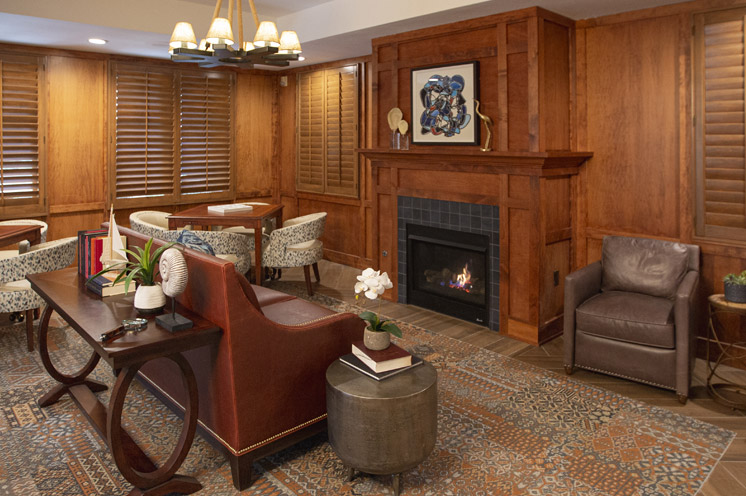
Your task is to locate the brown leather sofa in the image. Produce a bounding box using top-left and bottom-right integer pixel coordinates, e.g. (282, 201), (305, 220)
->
(563, 235), (700, 404)
(117, 226), (365, 490)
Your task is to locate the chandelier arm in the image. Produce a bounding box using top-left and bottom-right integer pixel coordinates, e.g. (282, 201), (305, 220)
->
(212, 0), (223, 23)
(248, 0), (260, 29)
(237, 0), (244, 46)
(227, 0), (234, 25)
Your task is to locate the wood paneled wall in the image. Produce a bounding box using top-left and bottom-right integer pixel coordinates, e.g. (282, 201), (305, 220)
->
(574, 0), (746, 361)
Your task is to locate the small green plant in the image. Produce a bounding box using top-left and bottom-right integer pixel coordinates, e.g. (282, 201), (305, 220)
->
(723, 270), (746, 286)
(88, 238), (175, 294)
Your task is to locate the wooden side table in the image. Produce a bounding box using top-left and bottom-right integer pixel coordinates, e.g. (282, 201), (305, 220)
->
(706, 294), (746, 410)
(326, 359), (437, 496)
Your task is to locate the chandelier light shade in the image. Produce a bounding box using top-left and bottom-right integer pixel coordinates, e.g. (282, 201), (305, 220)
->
(279, 31), (302, 54)
(253, 21), (280, 47)
(169, 22), (197, 49)
(170, 0), (302, 69)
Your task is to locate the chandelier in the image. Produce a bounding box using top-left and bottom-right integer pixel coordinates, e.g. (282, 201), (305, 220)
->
(169, 0), (301, 69)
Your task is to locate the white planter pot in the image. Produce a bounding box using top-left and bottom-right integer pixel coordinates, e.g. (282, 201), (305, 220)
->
(134, 284), (166, 314)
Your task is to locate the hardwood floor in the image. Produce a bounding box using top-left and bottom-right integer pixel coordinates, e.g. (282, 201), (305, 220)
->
(273, 259), (746, 495)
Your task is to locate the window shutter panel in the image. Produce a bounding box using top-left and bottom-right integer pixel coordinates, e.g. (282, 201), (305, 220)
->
(0, 55), (41, 205)
(179, 71), (232, 195)
(297, 71), (325, 193)
(695, 10), (746, 239)
(113, 64), (176, 200)
(325, 66), (358, 196)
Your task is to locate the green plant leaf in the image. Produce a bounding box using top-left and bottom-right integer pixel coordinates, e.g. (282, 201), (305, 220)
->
(359, 311), (380, 329)
(381, 321), (402, 338)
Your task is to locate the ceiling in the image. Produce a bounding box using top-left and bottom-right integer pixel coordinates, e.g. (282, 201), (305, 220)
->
(0, 0), (682, 69)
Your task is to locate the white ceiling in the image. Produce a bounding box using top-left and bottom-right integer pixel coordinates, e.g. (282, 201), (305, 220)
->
(0, 0), (683, 69)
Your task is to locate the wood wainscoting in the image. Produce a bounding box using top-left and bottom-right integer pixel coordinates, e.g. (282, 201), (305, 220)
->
(362, 149), (592, 346)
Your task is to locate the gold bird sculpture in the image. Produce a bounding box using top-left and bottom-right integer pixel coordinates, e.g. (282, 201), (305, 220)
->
(474, 99), (493, 152)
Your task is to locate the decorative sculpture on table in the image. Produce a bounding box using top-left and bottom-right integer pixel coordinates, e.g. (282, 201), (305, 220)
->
(473, 99), (493, 152)
(155, 248), (193, 332)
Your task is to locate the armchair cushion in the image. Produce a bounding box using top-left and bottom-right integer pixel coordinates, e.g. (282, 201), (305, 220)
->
(576, 291), (674, 349)
(601, 236), (689, 298)
(177, 230), (215, 256)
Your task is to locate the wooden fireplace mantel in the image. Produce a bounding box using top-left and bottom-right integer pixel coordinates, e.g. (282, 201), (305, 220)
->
(362, 148), (593, 346)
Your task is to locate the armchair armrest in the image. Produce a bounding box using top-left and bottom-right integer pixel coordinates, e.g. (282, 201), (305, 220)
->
(563, 260), (602, 368)
(674, 270), (699, 395)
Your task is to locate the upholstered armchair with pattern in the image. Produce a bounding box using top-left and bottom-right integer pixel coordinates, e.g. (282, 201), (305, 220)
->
(262, 212), (326, 295)
(129, 211), (256, 274)
(0, 237), (77, 351)
(564, 235), (700, 404)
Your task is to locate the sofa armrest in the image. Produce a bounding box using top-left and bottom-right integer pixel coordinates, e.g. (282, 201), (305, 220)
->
(564, 260), (602, 368)
(674, 270), (699, 396)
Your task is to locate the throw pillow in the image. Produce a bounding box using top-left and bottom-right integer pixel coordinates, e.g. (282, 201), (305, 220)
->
(176, 230), (215, 256)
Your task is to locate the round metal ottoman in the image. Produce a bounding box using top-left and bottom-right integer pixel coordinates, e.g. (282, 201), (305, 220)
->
(326, 359), (437, 496)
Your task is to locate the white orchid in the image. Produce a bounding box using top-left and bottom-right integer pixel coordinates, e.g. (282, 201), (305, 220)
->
(354, 267), (402, 337)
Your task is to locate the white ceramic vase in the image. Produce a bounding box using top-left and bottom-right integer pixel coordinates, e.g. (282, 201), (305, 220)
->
(363, 327), (390, 351)
(134, 283), (166, 314)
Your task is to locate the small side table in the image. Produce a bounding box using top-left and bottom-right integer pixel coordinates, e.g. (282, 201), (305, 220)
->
(706, 294), (746, 409)
(326, 359), (437, 496)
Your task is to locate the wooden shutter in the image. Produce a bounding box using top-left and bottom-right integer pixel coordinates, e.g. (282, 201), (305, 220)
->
(297, 65), (358, 196)
(325, 66), (358, 196)
(695, 8), (746, 240)
(113, 64), (176, 201)
(179, 71), (232, 196)
(297, 70), (325, 193)
(0, 54), (42, 207)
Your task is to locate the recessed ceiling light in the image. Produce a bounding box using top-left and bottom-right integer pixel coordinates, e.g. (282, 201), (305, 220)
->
(88, 38), (108, 45)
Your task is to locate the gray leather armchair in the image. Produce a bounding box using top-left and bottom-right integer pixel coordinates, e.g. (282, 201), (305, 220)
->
(564, 236), (700, 404)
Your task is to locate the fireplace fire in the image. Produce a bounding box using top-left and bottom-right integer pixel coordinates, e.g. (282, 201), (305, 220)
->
(407, 224), (489, 325)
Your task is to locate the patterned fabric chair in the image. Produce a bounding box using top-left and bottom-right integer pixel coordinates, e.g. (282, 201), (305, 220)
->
(0, 236), (77, 351)
(221, 202), (274, 236)
(0, 219), (49, 259)
(262, 212), (326, 295)
(129, 210), (256, 275)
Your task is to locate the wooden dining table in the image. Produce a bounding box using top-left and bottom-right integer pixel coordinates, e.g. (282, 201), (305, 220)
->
(0, 224), (42, 248)
(167, 203), (284, 286)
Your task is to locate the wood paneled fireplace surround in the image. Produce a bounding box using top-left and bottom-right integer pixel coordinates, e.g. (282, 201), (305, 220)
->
(363, 149), (592, 346)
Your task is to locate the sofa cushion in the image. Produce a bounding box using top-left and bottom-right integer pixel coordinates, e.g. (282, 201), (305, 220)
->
(576, 291), (675, 349)
(177, 230), (216, 256)
(261, 297), (335, 326)
(601, 236), (689, 298)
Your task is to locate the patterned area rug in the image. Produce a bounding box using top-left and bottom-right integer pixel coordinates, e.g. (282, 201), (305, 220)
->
(0, 286), (735, 496)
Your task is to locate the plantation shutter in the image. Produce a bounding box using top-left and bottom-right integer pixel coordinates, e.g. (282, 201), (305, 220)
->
(179, 71), (232, 195)
(297, 64), (358, 197)
(297, 70), (325, 193)
(325, 66), (358, 195)
(694, 8), (746, 240)
(113, 64), (176, 200)
(0, 54), (42, 207)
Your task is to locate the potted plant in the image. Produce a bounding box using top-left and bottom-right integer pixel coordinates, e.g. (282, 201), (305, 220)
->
(354, 268), (402, 350)
(724, 270), (746, 303)
(89, 238), (174, 314)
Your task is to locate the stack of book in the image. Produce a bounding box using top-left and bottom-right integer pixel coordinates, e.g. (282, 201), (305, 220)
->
(85, 271), (127, 297)
(340, 340), (423, 380)
(207, 204), (253, 214)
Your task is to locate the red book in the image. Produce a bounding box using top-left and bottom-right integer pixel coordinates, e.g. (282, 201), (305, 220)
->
(351, 340), (412, 373)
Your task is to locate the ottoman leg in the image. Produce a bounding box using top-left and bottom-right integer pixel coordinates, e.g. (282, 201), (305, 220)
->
(346, 466), (355, 481)
(393, 473), (401, 496)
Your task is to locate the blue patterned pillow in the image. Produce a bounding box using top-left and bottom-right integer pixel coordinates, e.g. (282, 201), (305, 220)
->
(176, 230), (215, 256)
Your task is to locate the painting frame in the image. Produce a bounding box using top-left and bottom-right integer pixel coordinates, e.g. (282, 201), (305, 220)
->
(410, 61), (480, 145)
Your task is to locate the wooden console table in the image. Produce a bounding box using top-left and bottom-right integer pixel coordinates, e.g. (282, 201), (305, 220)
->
(27, 268), (221, 495)
(167, 203), (283, 286)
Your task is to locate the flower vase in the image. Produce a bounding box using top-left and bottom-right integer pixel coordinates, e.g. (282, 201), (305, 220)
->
(134, 284), (166, 314)
(364, 327), (390, 351)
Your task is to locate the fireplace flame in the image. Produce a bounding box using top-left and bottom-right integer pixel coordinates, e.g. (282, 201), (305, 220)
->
(449, 263), (473, 293)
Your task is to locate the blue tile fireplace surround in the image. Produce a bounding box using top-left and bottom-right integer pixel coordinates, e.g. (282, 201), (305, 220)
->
(397, 196), (500, 331)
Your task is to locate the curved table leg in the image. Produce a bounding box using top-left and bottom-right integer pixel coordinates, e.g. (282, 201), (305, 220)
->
(107, 353), (201, 495)
(37, 305), (105, 407)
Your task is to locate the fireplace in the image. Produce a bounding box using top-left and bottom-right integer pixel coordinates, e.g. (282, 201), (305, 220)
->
(397, 196), (499, 331)
(407, 224), (489, 325)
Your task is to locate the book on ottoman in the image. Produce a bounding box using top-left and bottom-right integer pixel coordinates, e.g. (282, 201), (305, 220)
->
(340, 353), (422, 381)
(352, 340), (412, 373)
